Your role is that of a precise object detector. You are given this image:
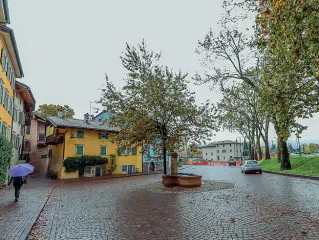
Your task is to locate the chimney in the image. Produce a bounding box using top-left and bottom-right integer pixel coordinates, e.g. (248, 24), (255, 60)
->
(84, 113), (90, 123)
(58, 108), (64, 118)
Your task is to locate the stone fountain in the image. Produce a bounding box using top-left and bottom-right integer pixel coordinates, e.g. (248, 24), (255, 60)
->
(162, 152), (202, 187)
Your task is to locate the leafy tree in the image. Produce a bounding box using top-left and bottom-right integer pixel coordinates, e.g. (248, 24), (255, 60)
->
(0, 135), (13, 184)
(288, 143), (294, 154)
(308, 143), (319, 153)
(99, 41), (216, 174)
(35, 104), (75, 120)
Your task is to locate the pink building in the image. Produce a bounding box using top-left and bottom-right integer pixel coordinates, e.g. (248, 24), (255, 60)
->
(23, 113), (48, 174)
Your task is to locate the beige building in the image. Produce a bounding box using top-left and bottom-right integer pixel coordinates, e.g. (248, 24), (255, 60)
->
(202, 140), (243, 162)
(24, 113), (49, 174)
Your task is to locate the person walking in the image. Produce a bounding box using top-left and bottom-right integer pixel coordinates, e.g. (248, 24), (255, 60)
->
(8, 176), (25, 202)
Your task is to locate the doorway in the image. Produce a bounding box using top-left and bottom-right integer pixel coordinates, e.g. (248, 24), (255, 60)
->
(149, 162), (155, 171)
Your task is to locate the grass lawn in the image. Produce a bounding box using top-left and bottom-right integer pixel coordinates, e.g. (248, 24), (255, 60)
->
(261, 156), (319, 177)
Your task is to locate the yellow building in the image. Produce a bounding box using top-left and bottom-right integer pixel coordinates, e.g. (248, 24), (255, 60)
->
(46, 113), (143, 179)
(0, 0), (24, 142)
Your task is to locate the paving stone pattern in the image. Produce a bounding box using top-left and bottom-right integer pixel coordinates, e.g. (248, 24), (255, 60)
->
(0, 177), (54, 240)
(28, 166), (319, 240)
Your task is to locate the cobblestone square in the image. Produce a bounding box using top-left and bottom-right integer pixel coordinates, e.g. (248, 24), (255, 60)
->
(2, 166), (319, 239)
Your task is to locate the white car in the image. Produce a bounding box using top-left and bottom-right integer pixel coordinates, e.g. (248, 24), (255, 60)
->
(241, 160), (262, 174)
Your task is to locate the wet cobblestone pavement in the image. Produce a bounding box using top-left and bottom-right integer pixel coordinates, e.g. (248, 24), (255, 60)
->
(0, 176), (54, 240)
(25, 166), (319, 240)
(0, 166), (314, 240)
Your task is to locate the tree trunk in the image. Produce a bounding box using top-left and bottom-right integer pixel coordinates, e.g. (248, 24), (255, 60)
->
(256, 131), (262, 160)
(170, 153), (178, 175)
(163, 145), (167, 175)
(264, 118), (270, 159)
(264, 140), (270, 160)
(277, 137), (282, 163)
(280, 138), (291, 170)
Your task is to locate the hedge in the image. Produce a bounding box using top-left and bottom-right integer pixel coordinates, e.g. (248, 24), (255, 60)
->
(63, 155), (108, 176)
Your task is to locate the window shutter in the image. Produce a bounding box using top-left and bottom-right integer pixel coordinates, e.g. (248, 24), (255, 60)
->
(11, 133), (15, 147)
(6, 126), (10, 140)
(117, 148), (121, 156)
(0, 82), (3, 104)
(0, 122), (2, 135)
(1, 49), (5, 70)
(21, 112), (25, 126)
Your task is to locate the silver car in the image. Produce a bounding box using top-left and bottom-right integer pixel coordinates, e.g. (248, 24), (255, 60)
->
(241, 160), (262, 174)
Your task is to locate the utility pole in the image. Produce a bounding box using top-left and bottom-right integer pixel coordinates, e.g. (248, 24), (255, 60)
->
(89, 101), (99, 116)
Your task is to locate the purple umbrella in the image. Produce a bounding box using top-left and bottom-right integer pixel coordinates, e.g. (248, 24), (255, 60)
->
(8, 163), (34, 177)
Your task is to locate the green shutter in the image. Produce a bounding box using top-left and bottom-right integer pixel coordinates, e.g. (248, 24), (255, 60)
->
(76, 145), (84, 155)
(0, 82), (3, 104)
(117, 148), (121, 156)
(1, 49), (5, 71)
(6, 126), (10, 140)
(0, 122), (2, 135)
(100, 146), (107, 156)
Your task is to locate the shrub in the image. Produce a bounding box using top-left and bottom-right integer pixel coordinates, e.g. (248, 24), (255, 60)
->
(63, 155), (108, 176)
(109, 154), (117, 174)
(0, 135), (13, 184)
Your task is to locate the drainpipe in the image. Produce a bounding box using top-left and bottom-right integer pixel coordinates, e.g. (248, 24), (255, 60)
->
(60, 129), (67, 177)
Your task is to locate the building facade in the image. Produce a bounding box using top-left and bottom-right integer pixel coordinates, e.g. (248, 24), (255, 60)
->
(23, 113), (48, 174)
(46, 113), (143, 179)
(0, 1), (25, 157)
(142, 144), (170, 172)
(202, 140), (244, 162)
(93, 110), (170, 173)
(11, 81), (35, 167)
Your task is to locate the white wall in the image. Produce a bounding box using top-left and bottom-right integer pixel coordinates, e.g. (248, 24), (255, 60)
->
(203, 143), (244, 161)
(11, 93), (24, 167)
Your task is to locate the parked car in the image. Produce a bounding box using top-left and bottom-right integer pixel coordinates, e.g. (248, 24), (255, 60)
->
(241, 160), (262, 174)
(228, 158), (236, 166)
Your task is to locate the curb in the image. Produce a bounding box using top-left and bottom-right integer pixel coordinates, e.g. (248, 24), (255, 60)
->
(263, 170), (319, 180)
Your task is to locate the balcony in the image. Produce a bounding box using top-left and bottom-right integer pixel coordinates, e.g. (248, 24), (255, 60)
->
(38, 133), (46, 146)
(45, 133), (64, 145)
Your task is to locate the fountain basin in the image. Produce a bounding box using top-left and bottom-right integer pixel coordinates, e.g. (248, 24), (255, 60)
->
(162, 174), (202, 187)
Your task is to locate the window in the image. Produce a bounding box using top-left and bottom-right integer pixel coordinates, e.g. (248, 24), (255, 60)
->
(3, 91), (8, 110)
(100, 146), (107, 156)
(217, 150), (219, 153)
(77, 130), (84, 138)
(99, 132), (108, 139)
(122, 165), (127, 172)
(19, 111), (25, 125)
(230, 156), (232, 158)
(224, 156), (225, 160)
(5, 126), (10, 140)
(230, 149), (232, 152)
(211, 153), (213, 155)
(230, 144), (232, 147)
(26, 126), (31, 134)
(222, 150), (226, 153)
(117, 147), (137, 156)
(223, 144), (225, 147)
(0, 80), (3, 104)
(76, 144), (84, 156)
(205, 153), (207, 155)
(84, 166), (91, 176)
(217, 156), (220, 160)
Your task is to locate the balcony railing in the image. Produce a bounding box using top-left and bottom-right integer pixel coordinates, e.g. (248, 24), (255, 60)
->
(46, 133), (64, 145)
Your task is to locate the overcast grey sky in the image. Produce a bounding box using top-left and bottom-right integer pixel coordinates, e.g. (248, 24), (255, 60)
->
(9, 0), (319, 143)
